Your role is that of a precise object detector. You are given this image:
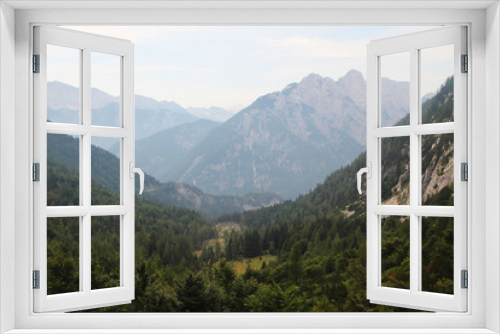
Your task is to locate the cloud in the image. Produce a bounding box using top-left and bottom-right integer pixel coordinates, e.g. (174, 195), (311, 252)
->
(260, 36), (371, 59)
(59, 26), (445, 108)
(136, 65), (185, 72)
(65, 26), (206, 44)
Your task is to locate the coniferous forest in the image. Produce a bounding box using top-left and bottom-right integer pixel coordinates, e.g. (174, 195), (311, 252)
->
(46, 77), (455, 312)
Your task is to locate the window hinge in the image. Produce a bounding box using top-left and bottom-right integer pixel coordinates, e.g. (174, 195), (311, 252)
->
(33, 163), (40, 182)
(461, 270), (468, 289)
(33, 54), (40, 73)
(461, 162), (468, 181)
(461, 54), (468, 73)
(33, 270), (40, 289)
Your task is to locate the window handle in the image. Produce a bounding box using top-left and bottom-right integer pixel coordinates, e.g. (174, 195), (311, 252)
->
(129, 162), (145, 195)
(357, 162), (371, 195)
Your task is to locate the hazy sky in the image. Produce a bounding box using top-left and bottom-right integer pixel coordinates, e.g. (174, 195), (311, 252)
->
(54, 26), (453, 111)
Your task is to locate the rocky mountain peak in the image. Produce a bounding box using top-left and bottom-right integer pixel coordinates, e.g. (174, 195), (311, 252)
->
(300, 73), (324, 84)
(338, 69), (365, 91)
(338, 69), (366, 108)
(341, 69), (364, 81)
(296, 73), (335, 92)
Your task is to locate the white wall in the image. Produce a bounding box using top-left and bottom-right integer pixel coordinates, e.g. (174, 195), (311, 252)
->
(0, 2), (16, 333)
(486, 2), (500, 333)
(5, 4), (493, 332)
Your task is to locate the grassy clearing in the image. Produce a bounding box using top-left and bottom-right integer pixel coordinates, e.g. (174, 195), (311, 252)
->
(205, 237), (225, 248)
(194, 237), (225, 257)
(217, 221), (242, 235)
(230, 254), (277, 275)
(194, 222), (243, 257)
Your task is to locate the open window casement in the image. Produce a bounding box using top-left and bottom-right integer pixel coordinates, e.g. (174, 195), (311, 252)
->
(362, 26), (467, 312)
(33, 26), (140, 312)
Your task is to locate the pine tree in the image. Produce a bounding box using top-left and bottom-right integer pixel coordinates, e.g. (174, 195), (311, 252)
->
(289, 242), (303, 284)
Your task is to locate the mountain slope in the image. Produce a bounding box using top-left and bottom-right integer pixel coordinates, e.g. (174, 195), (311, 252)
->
(48, 76), (454, 313)
(167, 71), (409, 199)
(147, 182), (281, 218)
(212, 76), (456, 301)
(240, 76), (455, 228)
(186, 106), (235, 122)
(380, 76), (454, 206)
(126, 119), (221, 182)
(47, 132), (280, 216)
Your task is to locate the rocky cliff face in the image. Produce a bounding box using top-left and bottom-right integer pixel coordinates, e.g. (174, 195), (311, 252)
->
(381, 77), (455, 206)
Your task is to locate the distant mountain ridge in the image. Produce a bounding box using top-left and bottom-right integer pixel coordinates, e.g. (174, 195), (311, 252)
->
(48, 81), (189, 113)
(166, 70), (410, 199)
(47, 81), (232, 143)
(186, 106), (236, 122)
(48, 71), (411, 200)
(147, 182), (281, 218)
(47, 131), (280, 217)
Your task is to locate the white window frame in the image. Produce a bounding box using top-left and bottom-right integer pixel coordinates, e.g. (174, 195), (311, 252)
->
(33, 26), (135, 312)
(1, 2), (499, 333)
(366, 26), (467, 312)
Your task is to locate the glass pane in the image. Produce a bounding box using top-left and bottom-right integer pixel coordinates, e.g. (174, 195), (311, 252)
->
(47, 133), (80, 206)
(420, 44), (454, 124)
(421, 133), (454, 206)
(91, 216), (120, 290)
(47, 44), (80, 124)
(91, 137), (120, 205)
(422, 216), (454, 294)
(380, 52), (410, 127)
(381, 215), (410, 289)
(47, 217), (80, 295)
(91, 52), (121, 127)
(381, 136), (410, 205)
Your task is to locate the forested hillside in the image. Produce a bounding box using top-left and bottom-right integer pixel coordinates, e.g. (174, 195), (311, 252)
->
(47, 156), (217, 297)
(47, 134), (280, 216)
(48, 76), (455, 312)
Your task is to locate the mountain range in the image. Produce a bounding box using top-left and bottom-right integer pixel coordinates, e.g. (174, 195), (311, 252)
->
(47, 81), (233, 146)
(165, 71), (409, 199)
(47, 131), (281, 217)
(48, 70), (410, 200)
(48, 74), (455, 313)
(233, 77), (454, 233)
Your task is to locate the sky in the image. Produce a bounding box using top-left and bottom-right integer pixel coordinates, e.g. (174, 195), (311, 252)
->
(52, 26), (453, 112)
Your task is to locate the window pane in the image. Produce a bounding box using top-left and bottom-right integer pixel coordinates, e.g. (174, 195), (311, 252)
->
(381, 136), (410, 205)
(91, 137), (120, 205)
(91, 52), (121, 127)
(422, 216), (454, 294)
(380, 52), (410, 127)
(47, 44), (80, 124)
(91, 216), (120, 290)
(47, 217), (80, 295)
(47, 133), (80, 206)
(420, 44), (454, 124)
(381, 215), (410, 289)
(421, 133), (454, 206)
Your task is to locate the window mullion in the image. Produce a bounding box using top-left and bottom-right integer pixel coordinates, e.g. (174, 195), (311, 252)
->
(409, 47), (420, 294)
(82, 47), (92, 294)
